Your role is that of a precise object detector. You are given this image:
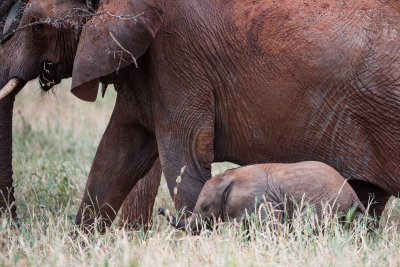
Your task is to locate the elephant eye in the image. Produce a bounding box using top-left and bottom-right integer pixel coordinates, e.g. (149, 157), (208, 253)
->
(32, 23), (44, 33)
(202, 206), (209, 212)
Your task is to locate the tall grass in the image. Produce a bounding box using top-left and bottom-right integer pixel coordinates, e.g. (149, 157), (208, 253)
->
(1, 79), (400, 266)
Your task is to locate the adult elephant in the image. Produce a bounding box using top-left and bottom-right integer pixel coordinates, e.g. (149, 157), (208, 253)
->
(1, 0), (399, 229)
(0, 0), (162, 229)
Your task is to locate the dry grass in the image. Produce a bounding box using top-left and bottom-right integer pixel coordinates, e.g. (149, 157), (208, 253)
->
(1, 79), (400, 266)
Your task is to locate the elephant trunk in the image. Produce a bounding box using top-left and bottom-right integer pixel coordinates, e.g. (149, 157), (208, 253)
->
(0, 0), (27, 222)
(0, 93), (17, 220)
(157, 208), (202, 234)
(0, 57), (26, 221)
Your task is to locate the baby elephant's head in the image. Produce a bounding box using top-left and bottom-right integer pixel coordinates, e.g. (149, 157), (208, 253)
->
(158, 173), (234, 234)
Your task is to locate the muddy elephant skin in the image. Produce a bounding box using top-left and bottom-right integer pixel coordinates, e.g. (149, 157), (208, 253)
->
(1, 0), (400, 229)
(159, 161), (366, 233)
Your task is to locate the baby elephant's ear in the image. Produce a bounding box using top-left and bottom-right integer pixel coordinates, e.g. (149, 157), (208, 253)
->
(71, 0), (163, 102)
(223, 181), (233, 203)
(221, 181), (234, 219)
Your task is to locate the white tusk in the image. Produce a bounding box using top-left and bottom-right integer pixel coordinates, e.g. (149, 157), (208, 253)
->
(0, 78), (21, 100)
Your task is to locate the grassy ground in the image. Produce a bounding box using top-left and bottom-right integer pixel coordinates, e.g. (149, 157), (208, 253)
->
(1, 80), (400, 266)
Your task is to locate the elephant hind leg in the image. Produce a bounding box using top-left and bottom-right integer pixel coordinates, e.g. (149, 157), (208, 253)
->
(347, 180), (391, 218)
(120, 158), (162, 230)
(75, 116), (159, 231)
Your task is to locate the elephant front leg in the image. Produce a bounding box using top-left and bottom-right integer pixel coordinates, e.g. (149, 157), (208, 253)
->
(75, 117), (158, 231)
(120, 158), (162, 230)
(154, 79), (215, 213)
(157, 127), (214, 213)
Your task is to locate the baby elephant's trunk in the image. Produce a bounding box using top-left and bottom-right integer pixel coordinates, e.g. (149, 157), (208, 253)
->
(157, 208), (200, 233)
(157, 208), (187, 229)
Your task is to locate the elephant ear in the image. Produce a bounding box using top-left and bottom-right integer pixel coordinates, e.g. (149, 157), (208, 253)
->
(221, 181), (234, 221)
(71, 1), (163, 102)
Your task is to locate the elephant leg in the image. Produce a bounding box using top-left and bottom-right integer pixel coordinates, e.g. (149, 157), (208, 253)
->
(155, 79), (215, 213)
(157, 126), (214, 213)
(120, 158), (162, 230)
(348, 180), (391, 218)
(75, 111), (158, 231)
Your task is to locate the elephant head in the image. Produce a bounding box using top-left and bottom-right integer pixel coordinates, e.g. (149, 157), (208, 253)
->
(0, 0), (163, 100)
(0, 0), (93, 221)
(158, 173), (236, 234)
(0, 0), (86, 95)
(0, 0), (163, 220)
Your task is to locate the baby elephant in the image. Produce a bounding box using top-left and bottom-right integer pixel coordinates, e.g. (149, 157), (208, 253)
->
(158, 161), (366, 233)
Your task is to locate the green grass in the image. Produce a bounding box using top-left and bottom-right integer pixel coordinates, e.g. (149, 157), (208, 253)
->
(1, 79), (400, 266)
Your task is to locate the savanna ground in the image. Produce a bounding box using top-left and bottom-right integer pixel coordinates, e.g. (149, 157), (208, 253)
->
(1, 80), (400, 267)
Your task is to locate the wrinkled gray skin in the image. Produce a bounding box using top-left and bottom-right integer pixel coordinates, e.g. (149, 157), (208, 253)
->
(159, 162), (366, 233)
